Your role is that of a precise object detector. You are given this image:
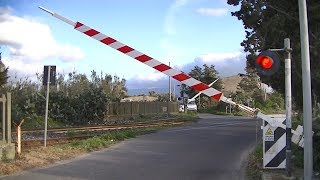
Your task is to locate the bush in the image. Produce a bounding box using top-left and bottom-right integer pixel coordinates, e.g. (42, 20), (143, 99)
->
(198, 101), (229, 115)
(291, 114), (320, 173)
(2, 70), (127, 126)
(21, 114), (64, 129)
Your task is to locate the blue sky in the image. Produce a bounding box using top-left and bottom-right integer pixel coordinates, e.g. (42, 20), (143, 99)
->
(0, 0), (246, 94)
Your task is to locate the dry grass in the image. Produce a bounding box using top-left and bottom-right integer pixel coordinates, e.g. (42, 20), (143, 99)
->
(0, 146), (86, 175)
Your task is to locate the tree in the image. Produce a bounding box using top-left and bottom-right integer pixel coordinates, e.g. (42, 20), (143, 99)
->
(186, 64), (223, 108)
(0, 52), (9, 87)
(231, 72), (263, 107)
(227, 0), (320, 111)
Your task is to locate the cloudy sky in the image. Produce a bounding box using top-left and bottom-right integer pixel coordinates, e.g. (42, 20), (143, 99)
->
(0, 0), (246, 95)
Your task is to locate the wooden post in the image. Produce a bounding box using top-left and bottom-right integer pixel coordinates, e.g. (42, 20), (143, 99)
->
(116, 102), (120, 118)
(167, 101), (170, 117)
(6, 92), (11, 143)
(156, 101), (159, 114)
(16, 119), (24, 157)
(130, 101), (133, 118)
(1, 94), (6, 142)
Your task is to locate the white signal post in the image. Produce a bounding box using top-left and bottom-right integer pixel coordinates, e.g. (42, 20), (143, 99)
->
(284, 38), (292, 177)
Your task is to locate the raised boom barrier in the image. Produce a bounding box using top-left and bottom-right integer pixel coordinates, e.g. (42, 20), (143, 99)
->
(39, 6), (271, 121)
(39, 6), (297, 169)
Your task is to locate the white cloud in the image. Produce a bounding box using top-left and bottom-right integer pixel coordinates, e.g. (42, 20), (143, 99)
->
(133, 71), (165, 82)
(0, 7), (84, 74)
(197, 51), (242, 63)
(194, 51), (246, 77)
(2, 56), (43, 76)
(159, 38), (184, 61)
(2, 55), (77, 82)
(164, 0), (190, 35)
(196, 8), (228, 17)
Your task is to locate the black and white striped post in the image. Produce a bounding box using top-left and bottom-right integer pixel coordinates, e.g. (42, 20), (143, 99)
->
(263, 115), (286, 168)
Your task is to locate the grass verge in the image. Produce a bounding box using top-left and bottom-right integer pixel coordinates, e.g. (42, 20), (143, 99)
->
(246, 143), (305, 180)
(68, 128), (158, 152)
(246, 143), (263, 180)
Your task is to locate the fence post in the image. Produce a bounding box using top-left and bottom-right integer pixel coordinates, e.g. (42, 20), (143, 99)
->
(16, 119), (24, 157)
(167, 101), (170, 117)
(2, 94), (6, 142)
(117, 102), (120, 118)
(6, 92), (11, 143)
(131, 101), (133, 117)
(156, 101), (159, 115)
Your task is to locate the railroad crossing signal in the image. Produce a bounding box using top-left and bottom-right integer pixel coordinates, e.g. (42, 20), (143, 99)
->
(255, 51), (280, 76)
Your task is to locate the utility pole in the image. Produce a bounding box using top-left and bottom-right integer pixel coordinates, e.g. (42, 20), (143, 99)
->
(298, 0), (313, 179)
(169, 62), (172, 101)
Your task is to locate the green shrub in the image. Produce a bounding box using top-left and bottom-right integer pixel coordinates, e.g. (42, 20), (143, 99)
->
(21, 114), (64, 129)
(291, 115), (320, 172)
(70, 136), (110, 151)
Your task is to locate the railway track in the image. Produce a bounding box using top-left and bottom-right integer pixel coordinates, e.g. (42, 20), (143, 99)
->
(18, 119), (190, 148)
(21, 119), (183, 134)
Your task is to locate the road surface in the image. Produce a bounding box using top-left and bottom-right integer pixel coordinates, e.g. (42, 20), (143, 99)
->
(1, 113), (261, 180)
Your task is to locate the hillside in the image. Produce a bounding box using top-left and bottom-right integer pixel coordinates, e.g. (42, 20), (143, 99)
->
(221, 75), (243, 96)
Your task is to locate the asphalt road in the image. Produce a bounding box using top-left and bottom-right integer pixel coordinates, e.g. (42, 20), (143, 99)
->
(2, 113), (261, 180)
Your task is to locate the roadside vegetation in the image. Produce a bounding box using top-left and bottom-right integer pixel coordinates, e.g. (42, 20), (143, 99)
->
(0, 70), (127, 126)
(226, 0), (320, 178)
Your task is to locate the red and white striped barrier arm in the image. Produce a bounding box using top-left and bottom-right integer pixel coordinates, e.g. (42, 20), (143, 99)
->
(39, 6), (257, 114)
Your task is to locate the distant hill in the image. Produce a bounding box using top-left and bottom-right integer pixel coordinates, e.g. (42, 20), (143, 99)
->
(126, 74), (272, 98)
(221, 75), (243, 96)
(127, 75), (244, 96)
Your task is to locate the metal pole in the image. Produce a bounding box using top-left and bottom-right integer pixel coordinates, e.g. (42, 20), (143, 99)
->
(169, 62), (172, 101)
(44, 66), (51, 147)
(298, 0), (313, 179)
(173, 82), (176, 100)
(284, 38), (292, 177)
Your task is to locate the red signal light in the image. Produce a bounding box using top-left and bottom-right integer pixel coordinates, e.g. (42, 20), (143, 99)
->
(255, 51), (280, 76)
(256, 56), (273, 69)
